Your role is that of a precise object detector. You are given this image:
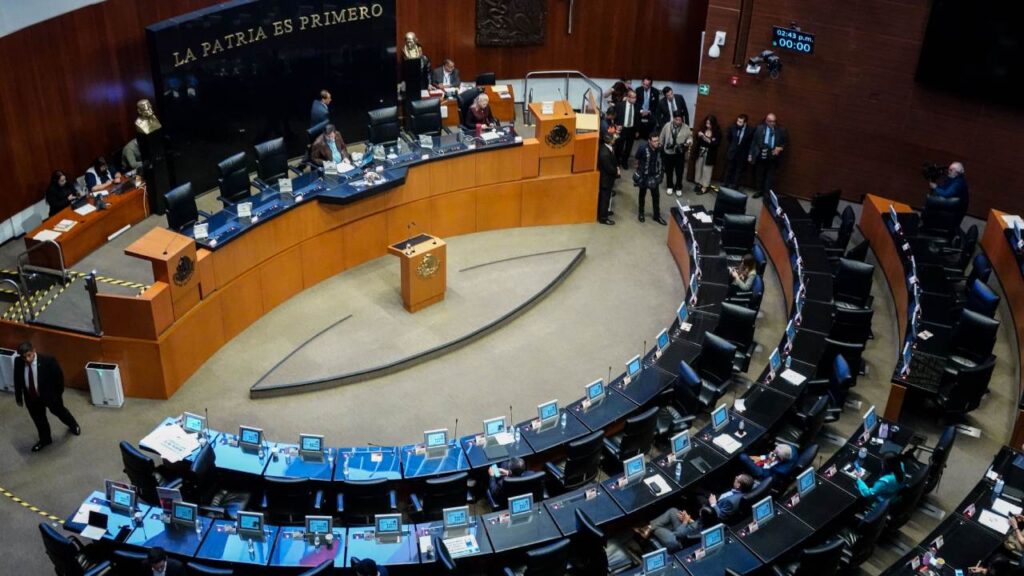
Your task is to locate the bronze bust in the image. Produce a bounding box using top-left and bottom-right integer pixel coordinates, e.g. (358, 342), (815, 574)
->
(134, 99), (162, 135)
(402, 32), (423, 60)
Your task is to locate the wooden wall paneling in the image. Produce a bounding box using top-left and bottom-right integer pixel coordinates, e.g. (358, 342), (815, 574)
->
(521, 173), (596, 226)
(158, 294), (228, 396)
(539, 156), (573, 177)
(756, 204), (793, 313)
(572, 132), (598, 173)
(521, 139), (540, 179)
(101, 336), (167, 398)
(476, 182), (523, 231)
(475, 146), (523, 187)
(216, 268), (265, 342)
(387, 163), (433, 208)
(95, 281), (173, 340)
(0, 322), (104, 390)
(300, 226), (347, 288)
(339, 189), (391, 226)
(259, 246), (305, 313)
(429, 188), (477, 238)
(430, 153), (477, 194)
(343, 212), (388, 269)
(386, 198), (433, 246)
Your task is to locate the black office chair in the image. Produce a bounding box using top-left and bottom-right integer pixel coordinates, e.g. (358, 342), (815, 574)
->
(721, 214), (757, 257)
(714, 302), (757, 372)
(918, 196), (964, 245)
(475, 72), (496, 86)
(409, 98), (444, 136)
(488, 470), (546, 510)
(298, 560), (333, 576)
(753, 243), (768, 276)
(367, 106), (402, 145)
(727, 274), (764, 314)
(772, 537), (845, 576)
(939, 224), (979, 275)
(776, 396), (828, 449)
(818, 338), (866, 378)
(965, 278), (1000, 318)
(336, 478), (397, 524)
(821, 205), (855, 259)
(39, 523), (111, 576)
(828, 306), (873, 346)
(809, 189), (842, 231)
(569, 509), (632, 574)
(907, 426), (956, 496)
(185, 562), (233, 575)
(936, 357), (995, 418)
(305, 120), (329, 168)
(111, 549), (149, 574)
(694, 333), (738, 411)
(410, 471), (472, 520)
(545, 430), (604, 493)
(885, 463), (930, 533)
(432, 534), (458, 574)
(503, 538), (571, 576)
(216, 152), (252, 207)
(164, 183), (210, 233)
(806, 354), (855, 422)
(262, 476), (325, 524)
(948, 309), (1000, 369)
(254, 137), (292, 185)
(182, 444), (251, 520)
(838, 500), (889, 569)
(712, 187), (747, 226)
(845, 239), (869, 263)
(833, 258), (874, 310)
(602, 405), (660, 471)
(120, 440), (181, 505)
(457, 88), (482, 125)
(735, 477), (773, 522)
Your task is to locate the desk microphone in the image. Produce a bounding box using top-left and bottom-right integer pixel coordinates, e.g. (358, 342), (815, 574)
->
(453, 418), (458, 443)
(161, 231), (179, 256)
(608, 366), (612, 383)
(204, 407), (210, 440)
(509, 404), (513, 428)
(556, 89), (569, 115)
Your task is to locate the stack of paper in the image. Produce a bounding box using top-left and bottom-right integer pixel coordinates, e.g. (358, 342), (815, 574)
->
(32, 229), (61, 242)
(139, 424), (199, 463)
(53, 219), (77, 232)
(713, 434), (742, 454)
(74, 204), (97, 216)
(780, 369), (807, 385)
(979, 509), (1011, 534)
(644, 474), (672, 495)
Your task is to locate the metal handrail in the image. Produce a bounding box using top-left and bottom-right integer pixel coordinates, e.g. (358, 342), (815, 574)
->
(0, 278), (22, 300)
(17, 239), (69, 293)
(523, 70), (604, 124)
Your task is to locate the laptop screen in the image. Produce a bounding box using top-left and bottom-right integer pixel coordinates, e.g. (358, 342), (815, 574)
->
(509, 493), (533, 516)
(624, 454), (645, 481)
(797, 467), (816, 497)
(626, 355), (642, 377)
(305, 516), (332, 535)
(425, 429), (448, 448)
(642, 549), (667, 573)
(483, 417), (505, 437)
(443, 506), (469, 529)
(375, 514), (401, 536)
(299, 434), (322, 453)
(538, 401), (558, 422)
(671, 431), (691, 458)
(701, 524), (725, 552)
(753, 496), (774, 526)
(656, 329), (670, 351)
(586, 380), (605, 402)
(239, 426), (262, 448)
(711, 405), (729, 432)
(182, 412), (204, 433)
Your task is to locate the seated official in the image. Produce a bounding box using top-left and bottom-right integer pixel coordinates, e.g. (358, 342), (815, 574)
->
(855, 452), (905, 508)
(45, 170), (79, 217)
(488, 456), (526, 502)
(354, 558), (389, 576)
(928, 161), (968, 215)
(634, 506), (715, 552)
(84, 156), (122, 192)
(970, 555), (1024, 576)
(738, 442), (795, 482)
(462, 93), (497, 130)
(311, 124), (351, 166)
(122, 138), (143, 171)
(147, 547), (183, 576)
(699, 473), (754, 523)
(431, 58), (460, 88)
(729, 254), (758, 294)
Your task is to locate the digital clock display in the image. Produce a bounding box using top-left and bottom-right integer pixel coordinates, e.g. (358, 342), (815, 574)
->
(772, 26), (815, 54)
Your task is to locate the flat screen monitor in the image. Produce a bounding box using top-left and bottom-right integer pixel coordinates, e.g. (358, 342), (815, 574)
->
(442, 506), (469, 530)
(239, 426), (263, 449)
(769, 348), (782, 373)
(676, 302), (688, 325)
(626, 355), (642, 378)
(689, 274), (699, 300)
(585, 379), (605, 403)
(237, 511), (264, 537)
(182, 412), (205, 434)
(889, 204), (900, 229)
(753, 496), (774, 527)
(711, 404), (729, 432)
(375, 513), (402, 537)
(172, 502), (198, 527)
(1015, 221), (1022, 246)
(299, 434), (323, 455)
(537, 400), (559, 423)
(509, 493), (533, 517)
(656, 329), (670, 351)
(109, 485), (136, 512)
(482, 417), (505, 437)
(902, 342), (913, 373)
(670, 431), (691, 459)
(623, 454), (646, 483)
(701, 524), (725, 553)
(642, 548), (668, 574)
(785, 320), (796, 343)
(424, 429), (448, 449)
(768, 190), (779, 211)
(797, 467), (816, 497)
(305, 515), (332, 536)
(863, 405), (878, 436)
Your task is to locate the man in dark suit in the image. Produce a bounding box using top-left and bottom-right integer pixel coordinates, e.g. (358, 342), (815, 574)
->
(724, 114), (754, 189)
(704, 473), (754, 523)
(597, 133), (618, 225)
(147, 547), (184, 576)
(14, 342), (80, 452)
(748, 113), (788, 198)
(430, 59), (461, 88)
(310, 89), (331, 127)
(613, 90), (638, 168)
(635, 77), (659, 140)
(655, 86), (689, 129)
(929, 161), (969, 217)
(738, 443), (795, 482)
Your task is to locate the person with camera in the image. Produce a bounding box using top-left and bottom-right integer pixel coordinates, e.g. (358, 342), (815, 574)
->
(928, 161), (969, 216)
(748, 113), (788, 198)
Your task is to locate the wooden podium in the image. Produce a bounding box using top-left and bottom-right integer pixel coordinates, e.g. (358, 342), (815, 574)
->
(125, 227), (201, 320)
(529, 100), (576, 158)
(388, 234), (447, 313)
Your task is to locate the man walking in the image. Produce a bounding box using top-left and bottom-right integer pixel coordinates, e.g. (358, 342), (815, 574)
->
(748, 113), (788, 198)
(634, 134), (667, 225)
(14, 342), (80, 452)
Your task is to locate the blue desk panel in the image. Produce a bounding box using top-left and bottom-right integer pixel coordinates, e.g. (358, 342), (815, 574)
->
(401, 441), (469, 479)
(126, 511), (213, 558)
(414, 518), (493, 561)
(196, 519), (278, 567)
(263, 444), (335, 480)
(482, 504), (561, 553)
(345, 525), (420, 567)
(64, 491), (149, 543)
(543, 484), (625, 536)
(269, 527), (346, 569)
(334, 447), (403, 481)
(517, 409), (590, 454)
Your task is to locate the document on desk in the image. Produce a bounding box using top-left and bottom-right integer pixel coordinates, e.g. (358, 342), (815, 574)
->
(694, 212), (713, 224)
(494, 431), (515, 446)
(74, 203), (97, 216)
(734, 399), (747, 413)
(1001, 214), (1024, 229)
(53, 219), (78, 232)
(979, 509), (1011, 534)
(993, 498), (1023, 517)
(713, 434), (742, 454)
(80, 524), (106, 540)
(140, 424), (199, 463)
(780, 369), (806, 386)
(72, 503), (102, 525)
(32, 229), (62, 242)
(644, 474), (672, 495)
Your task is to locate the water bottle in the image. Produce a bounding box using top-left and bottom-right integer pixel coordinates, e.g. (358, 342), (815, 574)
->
(994, 477), (1005, 503)
(675, 462), (682, 481)
(560, 412), (567, 430)
(514, 427), (521, 445)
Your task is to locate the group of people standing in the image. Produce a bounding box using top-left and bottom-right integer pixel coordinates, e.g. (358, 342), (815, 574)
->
(596, 78), (789, 226)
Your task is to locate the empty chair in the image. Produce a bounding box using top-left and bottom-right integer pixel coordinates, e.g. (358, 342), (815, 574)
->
(602, 405), (660, 470)
(432, 534), (458, 574)
(503, 538), (571, 576)
(721, 214), (757, 256)
(182, 444), (251, 520)
(367, 106), (401, 145)
(818, 338), (866, 378)
(966, 252), (993, 287)
(809, 189), (842, 231)
(185, 562), (233, 575)
(919, 195), (964, 242)
(337, 478), (397, 524)
(488, 470), (545, 510)
(713, 302), (757, 372)
(829, 306), (873, 345)
(216, 152), (252, 206)
(907, 426), (956, 496)
(948, 309), (1000, 368)
(298, 560), (333, 576)
(941, 224), (979, 275)
(253, 137), (290, 184)
(807, 354), (855, 422)
(885, 463), (930, 533)
(936, 357), (996, 418)
(120, 440), (180, 504)
(821, 205), (855, 257)
(545, 431), (604, 493)
(569, 509), (632, 574)
(655, 378), (698, 438)
(713, 187), (748, 226)
(164, 183), (207, 232)
(845, 239), (869, 263)
(965, 278), (1000, 318)
(262, 476), (324, 524)
(39, 523), (111, 576)
(772, 538), (845, 576)
(475, 72), (496, 86)
(727, 274), (764, 314)
(693, 333), (738, 410)
(409, 98), (443, 136)
(838, 500), (890, 569)
(833, 258), (874, 310)
(410, 471), (472, 520)
(776, 396), (828, 449)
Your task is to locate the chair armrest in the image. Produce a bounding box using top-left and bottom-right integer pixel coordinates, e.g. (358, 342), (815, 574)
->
(544, 461), (565, 482)
(313, 489), (324, 510)
(252, 179), (271, 192)
(410, 492), (423, 513)
(216, 195), (236, 207)
(486, 488), (500, 510)
(770, 566), (787, 576)
(388, 490), (397, 511)
(503, 568), (517, 576)
(289, 165), (304, 176)
(85, 560), (113, 576)
(805, 378), (828, 394)
(199, 505), (226, 518)
(602, 437), (621, 456)
(336, 493), (344, 513)
(260, 493), (268, 509)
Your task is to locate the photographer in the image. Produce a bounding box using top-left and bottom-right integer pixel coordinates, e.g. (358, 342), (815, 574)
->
(928, 161), (969, 216)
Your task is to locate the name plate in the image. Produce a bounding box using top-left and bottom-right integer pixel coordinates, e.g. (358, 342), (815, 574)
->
(193, 222), (209, 240)
(278, 178), (293, 193)
(323, 161), (338, 175)
(237, 202), (253, 218)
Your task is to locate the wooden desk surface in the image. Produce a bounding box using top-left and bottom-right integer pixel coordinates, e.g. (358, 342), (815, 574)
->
(125, 225), (193, 264)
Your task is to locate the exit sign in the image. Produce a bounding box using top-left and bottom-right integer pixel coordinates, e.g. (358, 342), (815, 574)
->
(698, 84), (710, 96)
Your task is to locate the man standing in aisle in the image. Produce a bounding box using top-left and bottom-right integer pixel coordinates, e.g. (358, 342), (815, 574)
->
(614, 90), (639, 169)
(748, 113), (788, 198)
(724, 114), (753, 190)
(656, 86), (689, 129)
(635, 134), (667, 225)
(14, 342), (80, 452)
(635, 76), (659, 140)
(597, 133), (618, 225)
(310, 89), (331, 127)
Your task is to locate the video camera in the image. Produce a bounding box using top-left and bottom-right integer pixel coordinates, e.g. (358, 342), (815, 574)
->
(922, 162), (945, 182)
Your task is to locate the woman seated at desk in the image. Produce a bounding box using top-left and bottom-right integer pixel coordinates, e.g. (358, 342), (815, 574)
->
(45, 170), (80, 217)
(85, 156), (122, 193)
(855, 451), (905, 508)
(729, 254), (758, 295)
(463, 93), (497, 130)
(311, 124), (351, 166)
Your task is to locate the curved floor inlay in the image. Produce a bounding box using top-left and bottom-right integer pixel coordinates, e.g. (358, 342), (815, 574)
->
(250, 247), (586, 397)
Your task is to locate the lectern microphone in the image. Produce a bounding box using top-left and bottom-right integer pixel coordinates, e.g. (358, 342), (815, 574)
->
(557, 89), (569, 115)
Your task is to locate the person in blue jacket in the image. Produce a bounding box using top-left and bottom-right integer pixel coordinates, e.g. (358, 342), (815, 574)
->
(856, 451), (905, 507)
(929, 161), (968, 215)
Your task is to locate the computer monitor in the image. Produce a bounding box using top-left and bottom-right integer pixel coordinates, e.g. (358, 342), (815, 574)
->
(237, 511), (264, 538)
(537, 400), (559, 424)
(689, 273), (699, 301)
(299, 434), (323, 456)
(375, 513), (402, 538)
(656, 329), (670, 351)
(1015, 221), (1022, 245)
(769, 348), (782, 374)
(642, 548), (668, 574)
(239, 425), (263, 449)
(701, 524), (725, 553)
(482, 417), (506, 438)
(889, 204), (900, 230)
(670, 431), (691, 459)
(182, 412), (205, 434)
(711, 404), (729, 432)
(585, 379), (605, 404)
(797, 467), (816, 497)
(305, 515), (332, 536)
(676, 302), (688, 326)
(509, 493), (533, 517)
(768, 190), (779, 211)
(785, 320), (796, 343)
(626, 354), (642, 378)
(442, 505), (470, 530)
(753, 496), (774, 527)
(109, 485), (136, 512)
(901, 342), (912, 374)
(863, 405), (878, 436)
(623, 454), (646, 483)
(171, 502), (198, 528)
(424, 428), (448, 450)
